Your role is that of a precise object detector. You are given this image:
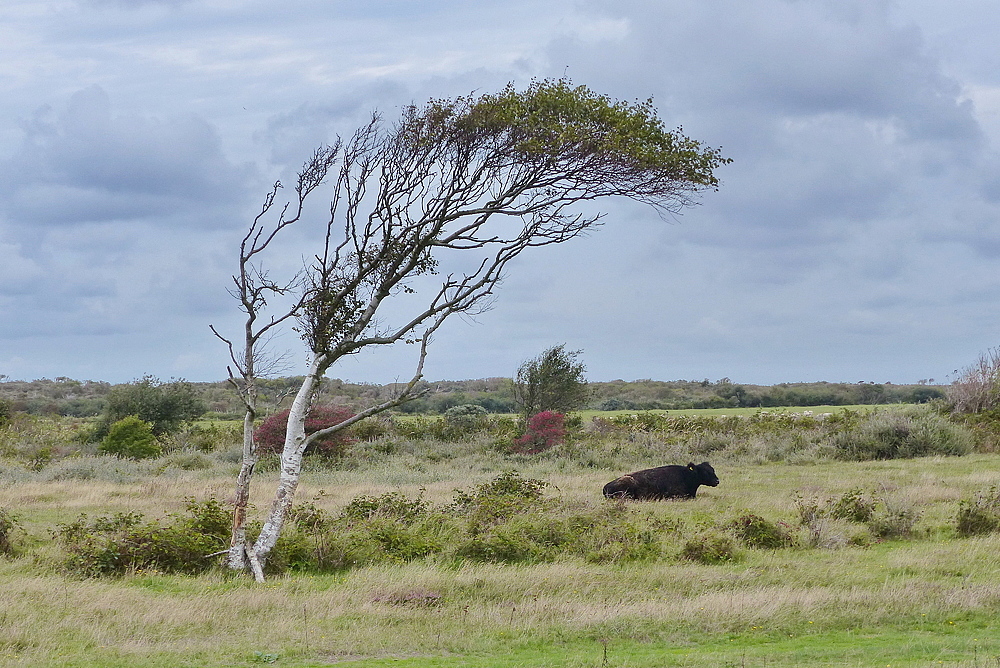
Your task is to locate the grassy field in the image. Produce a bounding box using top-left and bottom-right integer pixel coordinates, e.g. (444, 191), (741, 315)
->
(3, 420), (1000, 668)
(577, 404), (898, 420)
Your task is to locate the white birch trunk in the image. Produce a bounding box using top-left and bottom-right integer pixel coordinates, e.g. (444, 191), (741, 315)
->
(248, 354), (326, 580)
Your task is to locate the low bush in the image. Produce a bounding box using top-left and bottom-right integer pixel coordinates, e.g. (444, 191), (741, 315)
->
(725, 512), (794, 549)
(512, 411), (567, 453)
(443, 404), (489, 432)
(794, 488), (920, 542)
(98, 416), (161, 460)
(254, 405), (356, 458)
(828, 408), (972, 460)
(0, 413), (86, 467)
(54, 497), (230, 576)
(679, 532), (741, 564)
(166, 422), (241, 453)
(868, 500), (921, 539)
(829, 488), (877, 522)
(203, 473), (666, 573)
(0, 507), (22, 557)
(955, 486), (1000, 537)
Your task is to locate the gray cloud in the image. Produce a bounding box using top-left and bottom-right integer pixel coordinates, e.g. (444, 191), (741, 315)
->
(1, 86), (252, 230)
(3, 0), (1000, 384)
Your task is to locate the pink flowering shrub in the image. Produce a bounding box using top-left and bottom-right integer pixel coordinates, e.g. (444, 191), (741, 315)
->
(512, 411), (566, 454)
(254, 405), (356, 458)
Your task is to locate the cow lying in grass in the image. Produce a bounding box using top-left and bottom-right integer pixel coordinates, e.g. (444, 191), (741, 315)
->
(603, 461), (720, 500)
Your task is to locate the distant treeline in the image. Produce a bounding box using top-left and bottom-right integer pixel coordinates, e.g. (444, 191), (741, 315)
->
(0, 375), (946, 418)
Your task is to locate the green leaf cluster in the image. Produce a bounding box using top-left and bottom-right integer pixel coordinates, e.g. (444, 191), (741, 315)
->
(412, 78), (730, 194)
(98, 415), (160, 460)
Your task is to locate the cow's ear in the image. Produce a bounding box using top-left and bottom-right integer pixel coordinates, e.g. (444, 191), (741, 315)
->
(687, 462), (695, 469)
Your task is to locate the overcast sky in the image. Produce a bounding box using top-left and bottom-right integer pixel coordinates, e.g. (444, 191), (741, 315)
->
(2, 0), (999, 386)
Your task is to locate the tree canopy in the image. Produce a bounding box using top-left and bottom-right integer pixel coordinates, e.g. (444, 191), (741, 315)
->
(513, 344), (590, 418)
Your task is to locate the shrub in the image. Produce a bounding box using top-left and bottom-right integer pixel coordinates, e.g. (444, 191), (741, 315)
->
(0, 413), (87, 466)
(828, 408), (972, 460)
(867, 498), (921, 539)
(93, 375), (206, 440)
(454, 513), (569, 563)
(443, 404), (489, 432)
(512, 411), (567, 453)
(352, 415), (392, 441)
(283, 497), (448, 571)
(679, 533), (741, 564)
(341, 492), (430, 522)
(575, 505), (667, 563)
(254, 405), (356, 457)
(0, 508), (22, 557)
(725, 513), (794, 549)
(513, 344), (589, 417)
(98, 416), (161, 460)
(955, 486), (1000, 537)
(169, 422), (241, 452)
(161, 452), (213, 470)
(451, 470), (547, 510)
(54, 498), (230, 576)
(0, 398), (11, 426)
(830, 488), (877, 523)
(450, 472), (550, 536)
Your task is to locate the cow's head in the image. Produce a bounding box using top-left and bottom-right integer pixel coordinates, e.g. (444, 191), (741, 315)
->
(688, 461), (720, 487)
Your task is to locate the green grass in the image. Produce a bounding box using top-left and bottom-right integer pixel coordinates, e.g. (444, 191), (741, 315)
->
(577, 404), (903, 420)
(1, 407), (999, 667)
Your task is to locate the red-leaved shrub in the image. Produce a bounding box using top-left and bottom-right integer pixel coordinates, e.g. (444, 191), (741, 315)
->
(254, 405), (356, 458)
(512, 411), (566, 454)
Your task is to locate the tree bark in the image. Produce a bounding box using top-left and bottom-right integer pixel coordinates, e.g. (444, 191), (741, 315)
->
(248, 354), (326, 578)
(227, 406), (257, 570)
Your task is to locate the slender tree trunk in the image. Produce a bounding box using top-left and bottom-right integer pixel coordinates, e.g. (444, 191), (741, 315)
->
(227, 405), (257, 570)
(248, 354), (326, 580)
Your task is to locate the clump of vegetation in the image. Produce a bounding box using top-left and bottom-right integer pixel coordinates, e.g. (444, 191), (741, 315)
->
(0, 507), (23, 557)
(867, 498), (921, 539)
(0, 413), (87, 468)
(513, 344), (589, 418)
(828, 408), (972, 460)
(443, 404), (489, 432)
(54, 498), (231, 576)
(512, 411), (567, 453)
(91, 376), (205, 441)
(829, 488), (877, 522)
(793, 488), (920, 543)
(254, 405), (356, 457)
(391, 414), (520, 443)
(98, 416), (161, 460)
(0, 398), (11, 426)
(165, 422), (241, 453)
(948, 347), (1000, 414)
(679, 532), (741, 564)
(955, 486), (1000, 537)
(725, 512), (794, 548)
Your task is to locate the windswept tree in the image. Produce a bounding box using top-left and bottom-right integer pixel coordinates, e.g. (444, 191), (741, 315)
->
(513, 344), (589, 419)
(214, 79), (730, 580)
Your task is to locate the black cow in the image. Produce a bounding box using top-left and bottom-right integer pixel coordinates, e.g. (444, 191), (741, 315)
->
(602, 461), (720, 500)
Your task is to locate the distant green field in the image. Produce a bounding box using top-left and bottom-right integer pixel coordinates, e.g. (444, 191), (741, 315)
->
(578, 404), (900, 419)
